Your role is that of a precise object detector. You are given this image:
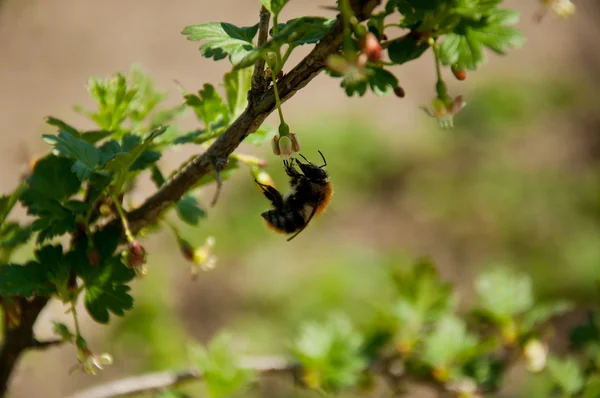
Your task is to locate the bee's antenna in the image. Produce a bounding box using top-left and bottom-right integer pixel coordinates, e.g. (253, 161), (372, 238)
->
(298, 154), (311, 164)
(317, 150), (327, 168)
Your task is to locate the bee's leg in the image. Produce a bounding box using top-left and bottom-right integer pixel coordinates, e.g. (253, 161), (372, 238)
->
(255, 180), (285, 209)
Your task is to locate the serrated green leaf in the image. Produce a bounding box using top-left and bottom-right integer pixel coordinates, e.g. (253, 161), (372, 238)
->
(182, 22), (259, 64)
(475, 268), (533, 323)
(102, 126), (167, 178)
(36, 244), (71, 300)
(261, 0), (288, 15)
(42, 130), (110, 181)
(0, 262), (54, 296)
(185, 84), (230, 131)
(129, 150), (161, 171)
(423, 315), (478, 367)
(46, 117), (81, 137)
(387, 35), (430, 65)
(26, 155), (81, 201)
(224, 68), (252, 118)
(191, 333), (255, 398)
(85, 284), (133, 324)
(293, 315), (366, 391)
(368, 68), (399, 96)
(176, 195), (206, 226)
(546, 356), (584, 395)
(439, 8), (524, 71)
(150, 165), (167, 187)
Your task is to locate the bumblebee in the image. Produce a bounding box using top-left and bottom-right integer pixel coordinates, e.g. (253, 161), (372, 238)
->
(256, 151), (333, 241)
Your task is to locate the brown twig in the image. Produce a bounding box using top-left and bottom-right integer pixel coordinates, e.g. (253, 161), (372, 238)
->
(0, 296), (50, 398)
(68, 356), (294, 398)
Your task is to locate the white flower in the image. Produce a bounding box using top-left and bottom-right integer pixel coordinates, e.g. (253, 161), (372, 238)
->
(420, 95), (466, 129)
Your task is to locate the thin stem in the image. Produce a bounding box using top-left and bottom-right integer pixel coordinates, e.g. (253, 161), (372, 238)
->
(111, 194), (134, 243)
(281, 44), (296, 66)
(71, 299), (82, 339)
(431, 41), (443, 84)
(267, 58), (286, 127)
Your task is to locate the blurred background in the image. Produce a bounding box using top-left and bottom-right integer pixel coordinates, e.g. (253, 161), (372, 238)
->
(1, 0), (599, 397)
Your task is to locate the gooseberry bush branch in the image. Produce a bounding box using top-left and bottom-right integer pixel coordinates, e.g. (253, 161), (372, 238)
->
(0, 1), (589, 398)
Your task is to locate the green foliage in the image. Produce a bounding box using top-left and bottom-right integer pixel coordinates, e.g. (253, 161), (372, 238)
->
(293, 315), (366, 391)
(422, 314), (478, 370)
(474, 268), (533, 322)
(191, 333), (255, 398)
(546, 356), (585, 395)
(182, 23), (259, 65)
(261, 0), (289, 16)
(0, 262), (54, 296)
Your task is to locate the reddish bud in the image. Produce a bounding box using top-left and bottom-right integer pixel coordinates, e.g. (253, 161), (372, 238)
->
(361, 32), (382, 62)
(179, 238), (194, 262)
(394, 86), (406, 98)
(125, 241), (147, 268)
(451, 65), (467, 81)
(87, 248), (100, 267)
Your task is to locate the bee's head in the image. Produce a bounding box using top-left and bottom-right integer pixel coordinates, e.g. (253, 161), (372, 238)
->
(295, 151), (328, 182)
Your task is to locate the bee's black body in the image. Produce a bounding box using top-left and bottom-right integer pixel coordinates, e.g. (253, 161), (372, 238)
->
(256, 152), (333, 241)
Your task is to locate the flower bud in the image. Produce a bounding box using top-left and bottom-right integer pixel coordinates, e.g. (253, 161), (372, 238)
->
(452, 65), (467, 81)
(394, 85), (405, 98)
(524, 339), (548, 373)
(361, 32), (383, 62)
(87, 248), (100, 267)
(123, 240), (147, 269)
(326, 54), (349, 75)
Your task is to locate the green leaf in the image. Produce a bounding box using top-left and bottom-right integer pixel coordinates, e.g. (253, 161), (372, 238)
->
(176, 195), (206, 226)
(235, 17), (335, 69)
(0, 262), (54, 296)
(182, 22), (259, 64)
(36, 244), (71, 300)
(85, 284), (134, 324)
(80, 130), (113, 144)
(185, 84), (230, 131)
(387, 35), (429, 65)
(570, 313), (600, 350)
(583, 375), (600, 398)
(439, 9), (524, 70)
(172, 130), (205, 145)
(20, 156), (81, 243)
(475, 268), (533, 322)
(42, 130), (109, 180)
(244, 125), (275, 145)
(521, 301), (573, 332)
(224, 68), (252, 118)
(261, 0), (288, 15)
(25, 155), (81, 202)
(191, 333), (255, 398)
(0, 222), (34, 252)
(293, 314), (366, 391)
(422, 314), (478, 368)
(77, 73), (138, 131)
(0, 183), (26, 227)
(546, 356), (584, 395)
(150, 165), (167, 187)
(46, 117), (81, 137)
(102, 126), (167, 178)
(368, 68), (399, 96)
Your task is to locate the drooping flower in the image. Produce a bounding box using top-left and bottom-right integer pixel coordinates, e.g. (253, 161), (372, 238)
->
(420, 95), (466, 129)
(272, 133), (301, 158)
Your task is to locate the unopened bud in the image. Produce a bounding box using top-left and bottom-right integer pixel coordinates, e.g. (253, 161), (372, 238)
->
(123, 240), (147, 269)
(87, 248), (100, 267)
(361, 32), (383, 62)
(394, 86), (405, 98)
(452, 65), (467, 81)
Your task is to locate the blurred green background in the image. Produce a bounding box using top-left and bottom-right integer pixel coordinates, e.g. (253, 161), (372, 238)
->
(1, 0), (599, 397)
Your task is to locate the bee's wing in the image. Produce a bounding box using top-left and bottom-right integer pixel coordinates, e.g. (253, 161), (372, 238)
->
(286, 203), (319, 242)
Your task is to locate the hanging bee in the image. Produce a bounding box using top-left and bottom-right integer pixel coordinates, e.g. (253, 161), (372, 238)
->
(256, 151), (333, 241)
